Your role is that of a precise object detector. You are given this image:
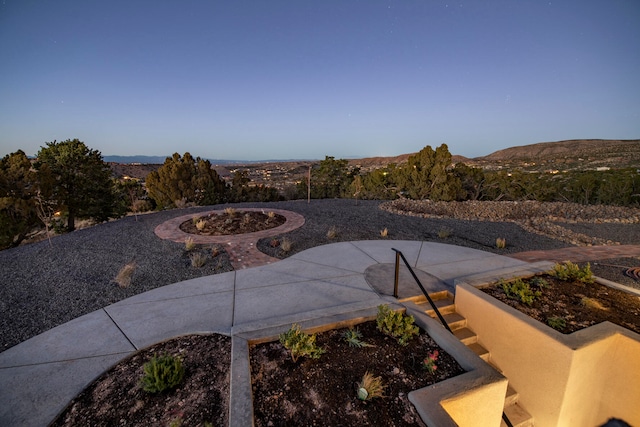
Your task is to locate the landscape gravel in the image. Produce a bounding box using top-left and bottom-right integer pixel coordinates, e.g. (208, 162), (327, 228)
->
(1, 199), (638, 351)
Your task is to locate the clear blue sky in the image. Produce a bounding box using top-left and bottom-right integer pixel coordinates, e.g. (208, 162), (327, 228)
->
(1, 1), (639, 161)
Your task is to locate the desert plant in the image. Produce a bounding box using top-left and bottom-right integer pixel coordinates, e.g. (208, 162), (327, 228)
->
(581, 296), (608, 310)
(224, 207), (237, 217)
(357, 371), (385, 401)
(547, 316), (567, 331)
(380, 228), (389, 238)
(422, 350), (439, 373)
(376, 305), (419, 346)
(342, 328), (373, 348)
(211, 246), (220, 257)
(279, 324), (326, 362)
(500, 278), (541, 306)
(530, 276), (550, 288)
(195, 219), (206, 231)
(190, 252), (207, 268)
(114, 261), (136, 288)
(280, 238), (292, 253)
(269, 238), (280, 247)
(242, 213), (251, 224)
(495, 237), (506, 249)
(327, 226), (338, 239)
(267, 211), (276, 219)
(550, 261), (594, 284)
(140, 353), (184, 394)
(184, 236), (196, 251)
(437, 227), (451, 239)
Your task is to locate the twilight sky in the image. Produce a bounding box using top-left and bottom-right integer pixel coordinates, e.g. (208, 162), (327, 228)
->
(1, 1), (639, 161)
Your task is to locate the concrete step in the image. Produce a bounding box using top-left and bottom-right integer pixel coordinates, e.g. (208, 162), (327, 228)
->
(453, 327), (477, 345)
(423, 298), (456, 317)
(501, 402), (534, 427)
(467, 342), (489, 361)
(503, 385), (519, 408)
(441, 312), (466, 330)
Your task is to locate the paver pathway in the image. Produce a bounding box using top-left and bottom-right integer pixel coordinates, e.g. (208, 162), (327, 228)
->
(154, 208), (305, 269)
(509, 244), (640, 263)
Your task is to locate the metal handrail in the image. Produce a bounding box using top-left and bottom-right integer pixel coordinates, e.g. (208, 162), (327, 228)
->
(392, 248), (515, 427)
(391, 248), (452, 334)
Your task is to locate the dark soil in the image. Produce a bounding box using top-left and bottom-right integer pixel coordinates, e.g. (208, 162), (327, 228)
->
(250, 321), (465, 427)
(180, 210), (286, 235)
(481, 274), (640, 334)
(51, 334), (231, 427)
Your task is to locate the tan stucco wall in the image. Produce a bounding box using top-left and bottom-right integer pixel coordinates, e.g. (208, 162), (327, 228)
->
(455, 284), (640, 427)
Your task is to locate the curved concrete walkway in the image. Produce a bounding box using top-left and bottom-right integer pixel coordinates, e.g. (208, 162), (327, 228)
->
(1, 237), (639, 426)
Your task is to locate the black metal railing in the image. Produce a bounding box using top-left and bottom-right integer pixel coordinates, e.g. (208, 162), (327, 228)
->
(392, 248), (515, 427)
(392, 248), (452, 333)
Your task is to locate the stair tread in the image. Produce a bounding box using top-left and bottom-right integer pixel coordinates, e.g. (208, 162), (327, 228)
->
(467, 342), (489, 360)
(453, 327), (477, 343)
(504, 385), (519, 407)
(503, 402), (534, 427)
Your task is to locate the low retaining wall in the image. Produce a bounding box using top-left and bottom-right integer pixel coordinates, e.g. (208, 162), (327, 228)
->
(455, 283), (640, 427)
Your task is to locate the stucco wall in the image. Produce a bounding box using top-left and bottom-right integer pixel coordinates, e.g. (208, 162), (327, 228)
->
(455, 283), (640, 427)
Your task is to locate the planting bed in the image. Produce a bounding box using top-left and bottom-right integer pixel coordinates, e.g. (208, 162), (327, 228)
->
(482, 274), (640, 334)
(51, 334), (231, 427)
(250, 320), (465, 426)
(180, 210), (286, 236)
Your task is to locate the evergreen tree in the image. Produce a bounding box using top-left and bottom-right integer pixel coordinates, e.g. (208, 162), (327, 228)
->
(0, 150), (39, 248)
(146, 153), (227, 209)
(35, 139), (116, 232)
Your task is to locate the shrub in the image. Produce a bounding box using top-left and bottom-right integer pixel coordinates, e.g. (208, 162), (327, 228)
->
(495, 237), (506, 249)
(195, 219), (206, 231)
(581, 296), (608, 310)
(190, 252), (207, 268)
(224, 207), (236, 217)
(280, 238), (292, 253)
(357, 372), (385, 401)
(380, 228), (388, 238)
(550, 261), (595, 284)
(114, 261), (136, 288)
(501, 278), (541, 306)
(423, 350), (439, 373)
(437, 227), (451, 239)
(140, 353), (184, 393)
(342, 328), (373, 348)
(376, 305), (419, 346)
(547, 316), (566, 331)
(267, 211), (276, 219)
(184, 236), (196, 251)
(327, 226), (338, 240)
(279, 324), (325, 362)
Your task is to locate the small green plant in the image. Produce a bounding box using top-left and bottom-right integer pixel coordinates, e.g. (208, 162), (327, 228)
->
(357, 371), (385, 401)
(140, 353), (184, 394)
(184, 236), (196, 251)
(530, 276), (550, 288)
(342, 328), (373, 348)
(114, 261), (136, 288)
(190, 252), (207, 268)
(327, 226), (338, 239)
(550, 261), (595, 284)
(500, 278), (541, 306)
(380, 228), (389, 238)
(279, 324), (325, 362)
(422, 350), (439, 373)
(168, 416), (183, 427)
(376, 305), (419, 346)
(437, 227), (451, 239)
(495, 237), (506, 249)
(547, 316), (566, 331)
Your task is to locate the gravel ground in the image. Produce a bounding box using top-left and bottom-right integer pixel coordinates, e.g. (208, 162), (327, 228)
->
(1, 199), (638, 351)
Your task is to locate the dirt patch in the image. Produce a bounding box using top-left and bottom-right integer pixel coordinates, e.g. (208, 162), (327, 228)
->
(481, 275), (640, 334)
(180, 210), (286, 236)
(51, 334), (231, 427)
(250, 321), (465, 426)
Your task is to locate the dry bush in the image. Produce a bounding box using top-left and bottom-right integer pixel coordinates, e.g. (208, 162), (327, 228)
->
(190, 252), (207, 268)
(326, 226), (338, 240)
(185, 237), (196, 251)
(115, 261), (136, 288)
(280, 238), (292, 253)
